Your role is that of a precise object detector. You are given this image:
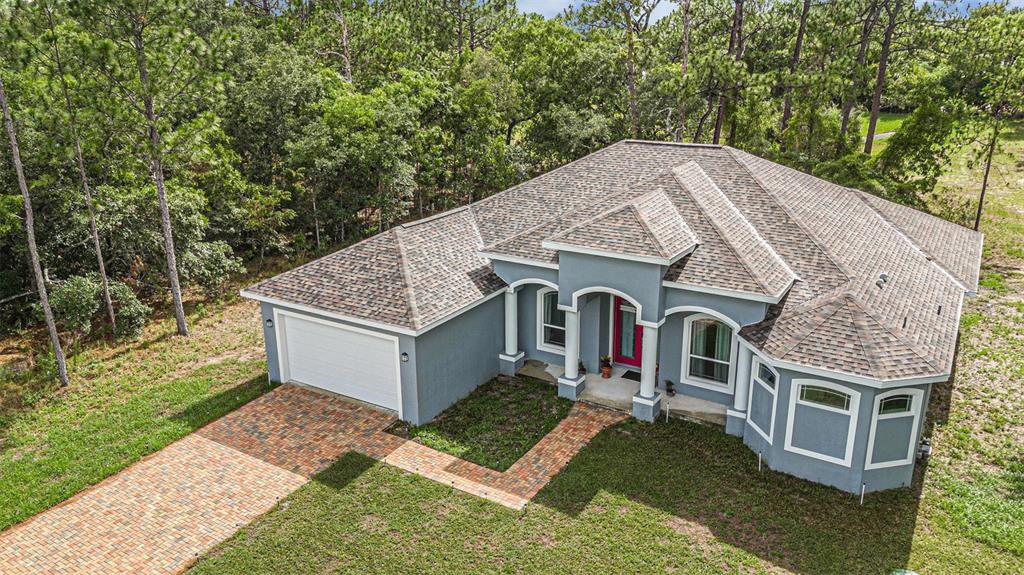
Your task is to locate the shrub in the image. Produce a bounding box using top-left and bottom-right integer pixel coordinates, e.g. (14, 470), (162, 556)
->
(47, 276), (101, 342)
(108, 281), (151, 339)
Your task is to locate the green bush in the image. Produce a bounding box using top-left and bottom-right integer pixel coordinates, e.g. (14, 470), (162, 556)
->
(47, 276), (101, 340)
(108, 281), (152, 339)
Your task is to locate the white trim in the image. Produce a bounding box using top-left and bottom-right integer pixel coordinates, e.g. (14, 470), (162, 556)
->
(536, 287), (567, 355)
(770, 357), (950, 389)
(680, 313), (738, 394)
(245, 291), (418, 336)
(499, 351), (525, 363)
(540, 240), (695, 267)
(242, 288), (506, 338)
(664, 306), (742, 330)
(507, 277), (558, 290)
(273, 307), (404, 420)
(563, 286), (659, 327)
(478, 251), (559, 270)
(783, 379), (860, 467)
(662, 280), (783, 304)
(726, 408), (746, 419)
(632, 392), (661, 406)
(747, 358), (778, 444)
(865, 388), (924, 470)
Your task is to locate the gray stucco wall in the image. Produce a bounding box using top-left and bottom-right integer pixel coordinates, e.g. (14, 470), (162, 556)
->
(662, 287), (767, 327)
(492, 259), (558, 288)
(557, 252), (665, 324)
(413, 295), (503, 424)
(742, 366), (929, 493)
(259, 302), (420, 422)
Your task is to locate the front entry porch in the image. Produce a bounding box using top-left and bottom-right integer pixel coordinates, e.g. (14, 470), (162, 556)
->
(518, 359), (727, 426)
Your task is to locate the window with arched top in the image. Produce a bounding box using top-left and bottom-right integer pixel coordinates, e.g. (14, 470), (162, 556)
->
(536, 287), (566, 355)
(865, 388), (924, 470)
(681, 314), (736, 392)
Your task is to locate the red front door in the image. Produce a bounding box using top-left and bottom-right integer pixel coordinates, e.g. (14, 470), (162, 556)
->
(612, 296), (643, 367)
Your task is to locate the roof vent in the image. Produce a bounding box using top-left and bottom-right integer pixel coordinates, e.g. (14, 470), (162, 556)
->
(937, 305), (942, 316)
(876, 272), (889, 288)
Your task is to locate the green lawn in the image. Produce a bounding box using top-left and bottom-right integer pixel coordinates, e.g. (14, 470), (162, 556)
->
(189, 416), (1023, 574)
(0, 297), (270, 531)
(388, 376), (572, 471)
(860, 111), (909, 137)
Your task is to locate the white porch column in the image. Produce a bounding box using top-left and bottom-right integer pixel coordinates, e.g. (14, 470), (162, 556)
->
(504, 288), (518, 356)
(563, 309), (580, 380)
(639, 325), (659, 398)
(733, 345), (753, 412)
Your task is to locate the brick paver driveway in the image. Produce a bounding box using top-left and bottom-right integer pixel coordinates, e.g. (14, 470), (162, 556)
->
(0, 382), (624, 575)
(0, 386), (398, 575)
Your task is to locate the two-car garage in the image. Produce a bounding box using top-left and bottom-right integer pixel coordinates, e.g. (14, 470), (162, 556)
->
(273, 309), (402, 415)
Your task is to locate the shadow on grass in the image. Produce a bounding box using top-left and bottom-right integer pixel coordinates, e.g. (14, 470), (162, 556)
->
(532, 417), (925, 573)
(169, 374), (277, 432)
(310, 451), (378, 490)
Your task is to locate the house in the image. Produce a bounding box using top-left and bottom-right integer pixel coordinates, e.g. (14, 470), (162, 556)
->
(242, 141), (983, 494)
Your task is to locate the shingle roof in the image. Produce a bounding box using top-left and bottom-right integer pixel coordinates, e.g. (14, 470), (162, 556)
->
(245, 140), (983, 381)
(544, 189), (698, 263)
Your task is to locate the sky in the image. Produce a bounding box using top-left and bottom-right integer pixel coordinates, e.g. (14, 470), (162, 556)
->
(515, 1), (1023, 21)
(516, 1), (676, 21)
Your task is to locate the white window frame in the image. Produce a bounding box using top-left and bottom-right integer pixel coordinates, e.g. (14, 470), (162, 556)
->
(865, 388), (924, 470)
(681, 313), (737, 394)
(784, 379), (860, 467)
(536, 287), (566, 355)
(747, 358), (778, 444)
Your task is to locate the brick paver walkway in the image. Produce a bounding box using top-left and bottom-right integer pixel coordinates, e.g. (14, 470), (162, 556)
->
(0, 384), (625, 574)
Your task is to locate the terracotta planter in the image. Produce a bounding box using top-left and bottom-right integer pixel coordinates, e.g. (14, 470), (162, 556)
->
(600, 365), (612, 378)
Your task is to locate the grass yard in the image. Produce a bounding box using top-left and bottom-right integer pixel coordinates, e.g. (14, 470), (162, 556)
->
(861, 111), (909, 137)
(388, 376), (572, 471)
(0, 296), (269, 531)
(189, 416), (1023, 575)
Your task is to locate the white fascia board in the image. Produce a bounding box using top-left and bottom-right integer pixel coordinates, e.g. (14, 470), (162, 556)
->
(478, 251), (560, 270)
(662, 280), (781, 304)
(242, 288), (506, 338)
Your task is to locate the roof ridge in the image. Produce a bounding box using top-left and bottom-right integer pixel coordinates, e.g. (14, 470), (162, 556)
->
(671, 161), (798, 295)
(852, 189), (972, 293)
(391, 227), (422, 329)
(725, 147), (853, 283)
(842, 296), (880, 377)
(627, 202), (669, 257)
(844, 293), (943, 372)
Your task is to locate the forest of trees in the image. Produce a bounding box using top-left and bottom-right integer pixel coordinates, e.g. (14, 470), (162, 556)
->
(1, 1), (1022, 384)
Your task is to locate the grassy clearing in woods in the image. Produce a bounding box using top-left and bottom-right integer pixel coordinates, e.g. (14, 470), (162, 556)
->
(0, 293), (270, 531)
(388, 376), (572, 471)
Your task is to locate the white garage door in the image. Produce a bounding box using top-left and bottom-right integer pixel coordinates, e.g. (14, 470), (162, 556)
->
(278, 311), (400, 412)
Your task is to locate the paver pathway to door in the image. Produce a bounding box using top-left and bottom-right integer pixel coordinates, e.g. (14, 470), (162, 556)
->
(0, 384), (624, 575)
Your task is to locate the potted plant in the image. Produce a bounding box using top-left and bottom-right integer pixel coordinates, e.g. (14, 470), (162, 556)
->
(600, 355), (612, 378)
(664, 379), (676, 397)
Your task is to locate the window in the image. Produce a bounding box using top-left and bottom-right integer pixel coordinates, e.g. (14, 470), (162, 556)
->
(879, 394), (913, 415)
(755, 362), (777, 389)
(686, 317), (733, 385)
(799, 384), (851, 411)
(537, 288), (566, 353)
(866, 388), (924, 470)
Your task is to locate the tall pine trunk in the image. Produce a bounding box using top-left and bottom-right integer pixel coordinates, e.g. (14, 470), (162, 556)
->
(133, 27), (189, 336)
(623, 5), (639, 139)
(779, 0), (811, 151)
(839, 0), (879, 147)
(1, 75), (70, 387)
(714, 0), (743, 144)
(46, 7), (117, 334)
(675, 0), (691, 141)
(864, 0), (901, 155)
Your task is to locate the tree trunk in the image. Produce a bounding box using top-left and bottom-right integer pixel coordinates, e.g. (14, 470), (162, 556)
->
(864, 0), (900, 155)
(47, 7), (117, 334)
(1, 75), (70, 387)
(974, 107), (1003, 231)
(675, 0), (691, 141)
(780, 0), (811, 151)
(839, 0), (879, 147)
(134, 27), (189, 336)
(333, 1), (353, 82)
(623, 5), (639, 139)
(714, 0), (743, 144)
